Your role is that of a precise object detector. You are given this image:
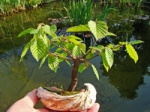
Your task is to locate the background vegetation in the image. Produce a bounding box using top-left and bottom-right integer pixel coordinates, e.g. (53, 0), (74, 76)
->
(0, 0), (143, 16)
(0, 0), (52, 15)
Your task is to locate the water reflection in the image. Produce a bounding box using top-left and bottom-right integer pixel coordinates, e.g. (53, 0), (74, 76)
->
(0, 3), (150, 112)
(0, 50), (28, 111)
(102, 19), (150, 100)
(103, 56), (144, 99)
(0, 2), (62, 54)
(0, 48), (62, 111)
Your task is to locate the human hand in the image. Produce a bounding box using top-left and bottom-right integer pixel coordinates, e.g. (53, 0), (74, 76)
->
(85, 103), (100, 112)
(7, 89), (50, 112)
(7, 89), (100, 112)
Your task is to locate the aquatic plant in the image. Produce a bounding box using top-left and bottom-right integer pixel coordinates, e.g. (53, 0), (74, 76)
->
(18, 20), (143, 91)
(0, 0), (52, 15)
(62, 0), (93, 26)
(54, 0), (116, 26)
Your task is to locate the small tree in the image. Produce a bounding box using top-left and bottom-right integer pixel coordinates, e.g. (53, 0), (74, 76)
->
(18, 20), (143, 91)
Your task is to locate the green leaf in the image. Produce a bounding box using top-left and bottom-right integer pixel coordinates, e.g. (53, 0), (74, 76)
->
(67, 35), (82, 45)
(48, 55), (59, 72)
(107, 44), (120, 51)
(66, 25), (90, 32)
(43, 25), (51, 35)
(30, 35), (49, 61)
(106, 32), (116, 36)
(101, 51), (109, 72)
(58, 52), (68, 62)
(43, 25), (57, 38)
(65, 42), (75, 51)
(39, 54), (48, 68)
(69, 38), (80, 45)
(91, 64), (99, 80)
(18, 28), (36, 37)
(20, 42), (30, 62)
(30, 29), (39, 34)
(72, 45), (79, 57)
(88, 20), (108, 40)
(126, 44), (138, 63)
(56, 48), (63, 53)
(86, 50), (95, 59)
(67, 35), (82, 41)
(119, 40), (143, 46)
(90, 45), (104, 52)
(41, 34), (50, 51)
(105, 47), (114, 68)
(65, 60), (71, 66)
(119, 42), (127, 45)
(78, 63), (88, 73)
(129, 40), (144, 45)
(78, 43), (86, 54)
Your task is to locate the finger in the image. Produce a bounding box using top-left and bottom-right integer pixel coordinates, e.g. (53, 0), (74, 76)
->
(23, 89), (39, 107)
(87, 103), (100, 112)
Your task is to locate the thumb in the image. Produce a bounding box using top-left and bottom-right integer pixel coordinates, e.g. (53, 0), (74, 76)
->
(24, 89), (39, 107)
(36, 108), (59, 112)
(87, 103), (100, 112)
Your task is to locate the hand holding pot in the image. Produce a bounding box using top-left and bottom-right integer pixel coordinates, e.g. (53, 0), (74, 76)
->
(7, 89), (100, 112)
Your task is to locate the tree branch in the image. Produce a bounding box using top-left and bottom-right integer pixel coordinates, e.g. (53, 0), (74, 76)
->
(49, 52), (71, 60)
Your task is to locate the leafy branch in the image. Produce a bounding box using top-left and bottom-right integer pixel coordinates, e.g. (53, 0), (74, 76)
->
(18, 20), (143, 91)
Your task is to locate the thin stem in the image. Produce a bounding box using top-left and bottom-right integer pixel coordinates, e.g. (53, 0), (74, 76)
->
(49, 52), (71, 60)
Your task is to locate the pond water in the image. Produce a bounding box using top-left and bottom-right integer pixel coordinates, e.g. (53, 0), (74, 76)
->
(0, 2), (150, 112)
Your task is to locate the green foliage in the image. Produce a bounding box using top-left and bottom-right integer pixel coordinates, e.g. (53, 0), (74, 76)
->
(20, 41), (31, 61)
(18, 28), (37, 37)
(67, 20), (116, 41)
(126, 44), (138, 63)
(91, 64), (99, 80)
(78, 63), (88, 73)
(104, 47), (114, 70)
(19, 21), (143, 80)
(88, 21), (116, 40)
(29, 34), (49, 61)
(67, 25), (90, 32)
(65, 0), (93, 25)
(119, 40), (143, 63)
(48, 55), (59, 72)
(26, 0), (42, 6)
(0, 0), (52, 15)
(57, 0), (116, 26)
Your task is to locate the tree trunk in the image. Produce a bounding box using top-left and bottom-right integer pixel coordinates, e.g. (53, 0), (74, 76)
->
(68, 59), (80, 91)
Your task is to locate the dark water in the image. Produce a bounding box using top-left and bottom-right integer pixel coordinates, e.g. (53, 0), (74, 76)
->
(0, 2), (150, 112)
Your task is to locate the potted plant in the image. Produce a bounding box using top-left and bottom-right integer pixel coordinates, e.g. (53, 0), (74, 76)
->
(18, 20), (143, 111)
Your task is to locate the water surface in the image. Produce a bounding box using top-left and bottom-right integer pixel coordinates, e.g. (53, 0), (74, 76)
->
(0, 2), (150, 112)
